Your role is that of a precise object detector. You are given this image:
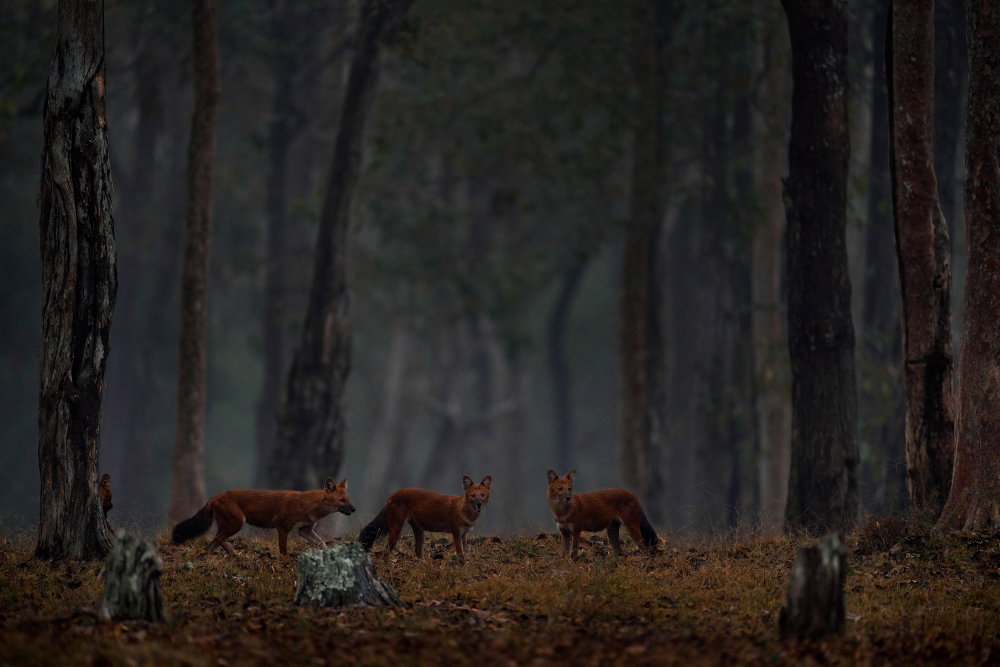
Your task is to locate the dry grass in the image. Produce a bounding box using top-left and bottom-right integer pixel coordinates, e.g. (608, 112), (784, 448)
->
(2, 518), (1000, 666)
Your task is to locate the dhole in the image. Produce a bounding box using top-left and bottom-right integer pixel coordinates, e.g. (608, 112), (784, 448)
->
(357, 475), (491, 564)
(171, 477), (355, 558)
(546, 469), (658, 558)
(100, 473), (115, 536)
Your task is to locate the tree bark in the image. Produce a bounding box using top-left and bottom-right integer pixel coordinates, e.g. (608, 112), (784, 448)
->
(886, 0), (955, 518)
(859, 0), (907, 515)
(779, 533), (847, 639)
(549, 261), (585, 475)
(619, 0), (667, 512)
(270, 0), (413, 491)
(36, 0), (117, 561)
(932, 0), (966, 246)
(935, 0), (1000, 532)
(170, 0), (220, 523)
(781, 0), (860, 534)
(294, 543), (405, 608)
(99, 531), (165, 622)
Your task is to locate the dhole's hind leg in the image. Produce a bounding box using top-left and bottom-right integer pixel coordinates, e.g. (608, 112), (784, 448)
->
(621, 514), (651, 555)
(277, 527), (290, 557)
(607, 519), (623, 556)
(409, 520), (424, 559)
(298, 524), (327, 549)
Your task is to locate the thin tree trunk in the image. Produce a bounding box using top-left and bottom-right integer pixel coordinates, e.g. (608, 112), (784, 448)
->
(935, 0), (1000, 532)
(619, 0), (666, 505)
(548, 261), (585, 475)
(933, 0), (966, 246)
(36, 0), (117, 560)
(781, 0), (860, 534)
(254, 0), (296, 487)
(360, 327), (409, 509)
(170, 0), (220, 522)
(270, 0), (413, 491)
(886, 0), (955, 518)
(860, 0), (906, 515)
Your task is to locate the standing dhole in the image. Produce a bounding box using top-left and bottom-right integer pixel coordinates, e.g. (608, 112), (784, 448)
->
(171, 477), (355, 558)
(546, 469), (658, 558)
(357, 475), (492, 564)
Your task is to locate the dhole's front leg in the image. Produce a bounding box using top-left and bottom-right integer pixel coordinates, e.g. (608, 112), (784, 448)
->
(298, 524), (327, 548)
(452, 530), (466, 564)
(571, 527), (583, 558)
(607, 519), (623, 556)
(559, 527), (573, 558)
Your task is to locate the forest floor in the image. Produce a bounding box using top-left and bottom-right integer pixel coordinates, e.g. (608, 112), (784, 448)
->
(1, 517), (1000, 666)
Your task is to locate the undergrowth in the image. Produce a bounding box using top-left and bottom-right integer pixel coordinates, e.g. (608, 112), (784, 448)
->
(2, 519), (1000, 665)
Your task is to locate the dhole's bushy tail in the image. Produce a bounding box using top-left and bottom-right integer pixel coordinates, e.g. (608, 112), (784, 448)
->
(357, 508), (388, 550)
(171, 503), (214, 544)
(639, 511), (658, 553)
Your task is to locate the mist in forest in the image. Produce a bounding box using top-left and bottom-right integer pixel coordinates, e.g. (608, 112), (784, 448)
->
(0, 0), (968, 535)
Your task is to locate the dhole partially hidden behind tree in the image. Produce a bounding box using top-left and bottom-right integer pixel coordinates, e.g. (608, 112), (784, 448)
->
(546, 469), (658, 558)
(357, 475), (492, 564)
(171, 477), (355, 558)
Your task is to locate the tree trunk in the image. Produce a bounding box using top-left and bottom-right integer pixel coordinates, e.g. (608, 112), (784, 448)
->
(99, 531), (166, 622)
(859, 0), (906, 515)
(254, 0), (297, 487)
(781, 0), (860, 534)
(360, 327), (410, 509)
(886, 0), (955, 519)
(294, 543), (404, 608)
(35, 0), (117, 561)
(548, 261), (585, 475)
(779, 533), (847, 639)
(619, 0), (667, 509)
(170, 0), (220, 523)
(935, 0), (1000, 532)
(270, 0), (413, 491)
(933, 0), (966, 246)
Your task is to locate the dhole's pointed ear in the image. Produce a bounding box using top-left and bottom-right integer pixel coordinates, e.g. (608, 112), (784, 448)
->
(481, 476), (492, 489)
(339, 477), (348, 490)
(325, 477), (336, 492)
(463, 475), (474, 491)
(566, 469), (576, 483)
(546, 469), (558, 484)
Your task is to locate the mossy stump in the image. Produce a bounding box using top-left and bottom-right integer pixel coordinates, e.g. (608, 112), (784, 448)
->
(294, 542), (405, 608)
(780, 533), (846, 639)
(99, 531), (166, 622)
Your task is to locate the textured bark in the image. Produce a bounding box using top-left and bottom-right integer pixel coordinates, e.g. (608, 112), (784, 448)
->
(936, 0), (1000, 532)
(548, 262), (585, 475)
(860, 0), (906, 515)
(36, 0), (117, 561)
(886, 0), (955, 518)
(254, 0), (297, 487)
(754, 40), (792, 536)
(271, 0), (413, 491)
(619, 0), (667, 509)
(779, 533), (847, 639)
(170, 0), (220, 523)
(294, 542), (404, 608)
(98, 531), (165, 622)
(781, 0), (860, 534)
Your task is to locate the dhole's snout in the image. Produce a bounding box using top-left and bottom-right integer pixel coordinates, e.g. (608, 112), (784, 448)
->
(472, 501), (484, 512)
(341, 504), (356, 515)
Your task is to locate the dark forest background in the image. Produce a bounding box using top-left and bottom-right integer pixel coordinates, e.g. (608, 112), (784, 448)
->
(0, 0), (968, 534)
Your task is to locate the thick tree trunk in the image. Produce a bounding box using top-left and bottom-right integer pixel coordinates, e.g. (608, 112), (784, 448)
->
(619, 0), (666, 509)
(270, 0), (413, 491)
(935, 0), (1000, 532)
(860, 0), (906, 515)
(779, 533), (847, 639)
(36, 0), (117, 561)
(254, 0), (297, 487)
(548, 262), (585, 475)
(170, 0), (220, 522)
(781, 0), (860, 534)
(886, 0), (955, 518)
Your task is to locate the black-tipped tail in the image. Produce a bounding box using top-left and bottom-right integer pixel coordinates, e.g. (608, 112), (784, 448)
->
(357, 508), (388, 550)
(171, 503), (213, 544)
(639, 512), (658, 553)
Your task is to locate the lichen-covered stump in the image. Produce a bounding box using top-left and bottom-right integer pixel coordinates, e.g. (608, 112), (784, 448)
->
(99, 531), (166, 622)
(780, 533), (846, 639)
(295, 542), (405, 608)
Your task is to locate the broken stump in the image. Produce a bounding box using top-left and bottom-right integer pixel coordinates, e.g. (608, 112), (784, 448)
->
(294, 542), (405, 608)
(99, 531), (166, 622)
(780, 533), (846, 639)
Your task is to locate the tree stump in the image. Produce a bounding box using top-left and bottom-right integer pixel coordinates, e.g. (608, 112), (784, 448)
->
(294, 542), (405, 608)
(780, 533), (846, 639)
(98, 531), (166, 622)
